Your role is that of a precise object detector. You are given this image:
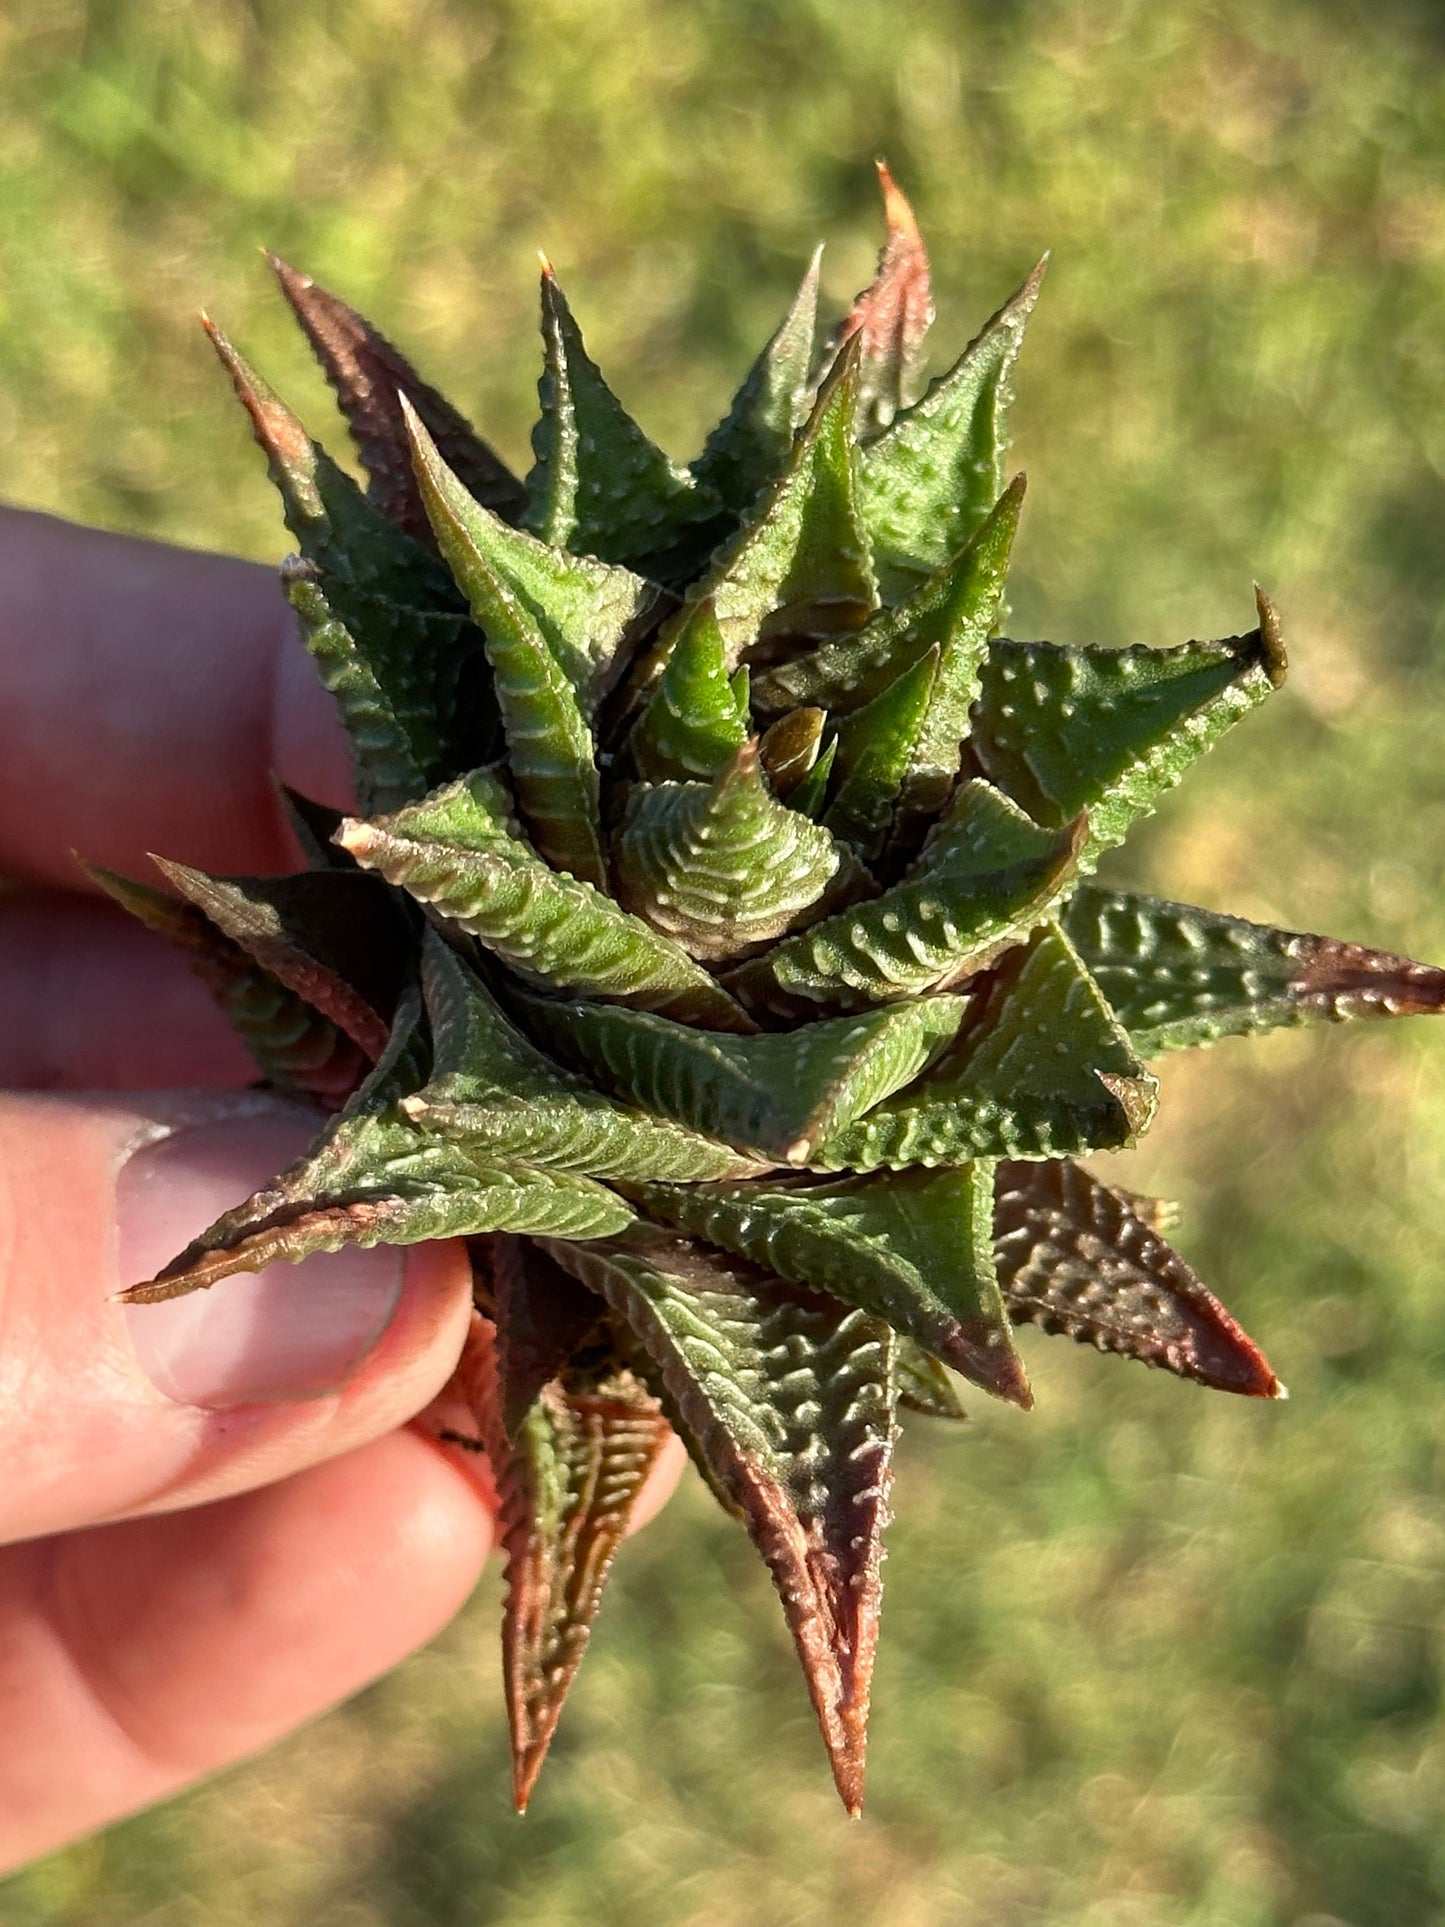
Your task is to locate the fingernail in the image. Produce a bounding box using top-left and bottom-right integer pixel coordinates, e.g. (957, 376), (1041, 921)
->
(117, 1111), (405, 1410)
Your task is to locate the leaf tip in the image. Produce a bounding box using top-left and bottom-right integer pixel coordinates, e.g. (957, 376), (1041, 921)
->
(1253, 584), (1288, 687)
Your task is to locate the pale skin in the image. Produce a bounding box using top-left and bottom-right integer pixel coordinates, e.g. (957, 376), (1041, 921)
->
(0, 507), (681, 1874)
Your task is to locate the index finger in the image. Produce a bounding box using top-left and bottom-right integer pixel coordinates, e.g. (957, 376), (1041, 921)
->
(0, 507), (352, 890)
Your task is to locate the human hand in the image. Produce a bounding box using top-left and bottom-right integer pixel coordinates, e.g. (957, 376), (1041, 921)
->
(0, 508), (680, 1873)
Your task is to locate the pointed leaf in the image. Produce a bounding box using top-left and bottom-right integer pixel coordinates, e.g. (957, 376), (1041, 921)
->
(399, 396), (660, 717)
(337, 768), (754, 1031)
(894, 1339), (968, 1420)
(692, 247), (822, 512)
(1062, 886), (1445, 1055)
(631, 1162), (1029, 1406)
(267, 252), (528, 538)
(281, 559), (491, 814)
(787, 736), (838, 819)
(971, 597), (1287, 872)
(684, 339), (879, 662)
(522, 989), (968, 1166)
(821, 645), (939, 861)
(819, 921), (1157, 1169)
(859, 258), (1045, 593)
(401, 934), (769, 1181)
(826, 159), (933, 434)
(994, 1159), (1281, 1396)
(542, 1229), (897, 1814)
(613, 742), (866, 962)
(406, 403), (606, 884)
(729, 779), (1083, 1016)
(122, 995), (636, 1303)
(490, 1233), (606, 1443)
(524, 264), (714, 565)
(151, 861), (409, 1059)
(204, 317), (458, 606)
(627, 598), (750, 783)
(84, 862), (367, 1109)
(752, 475), (1025, 723)
(122, 1154), (635, 1303)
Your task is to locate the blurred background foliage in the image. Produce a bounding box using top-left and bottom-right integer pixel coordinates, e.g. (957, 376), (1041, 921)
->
(3, 0), (1444, 1921)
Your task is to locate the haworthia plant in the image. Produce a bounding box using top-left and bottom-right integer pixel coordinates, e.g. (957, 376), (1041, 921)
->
(101, 168), (1444, 1817)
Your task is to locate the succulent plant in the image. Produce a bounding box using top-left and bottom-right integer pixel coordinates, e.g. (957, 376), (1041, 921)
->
(99, 166), (1443, 1816)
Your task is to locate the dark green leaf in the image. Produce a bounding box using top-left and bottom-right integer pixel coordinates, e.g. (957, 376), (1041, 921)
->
(971, 597), (1285, 872)
(406, 403), (607, 885)
(612, 742), (867, 963)
(819, 921), (1157, 1168)
(337, 768), (754, 1031)
(1062, 886), (1445, 1055)
(729, 779), (1082, 1016)
(858, 258), (1044, 594)
(691, 247), (822, 513)
(402, 934), (770, 1181)
(630, 1162), (1029, 1406)
(895, 1339), (968, 1420)
(542, 1229), (897, 1814)
(524, 264), (717, 565)
(521, 989), (968, 1166)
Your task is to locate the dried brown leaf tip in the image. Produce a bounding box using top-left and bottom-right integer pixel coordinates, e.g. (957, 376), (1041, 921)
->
(102, 168), (1444, 1812)
(833, 159), (935, 431)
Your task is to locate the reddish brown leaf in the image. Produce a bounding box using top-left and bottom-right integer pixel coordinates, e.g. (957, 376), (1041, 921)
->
(994, 1159), (1281, 1397)
(268, 254), (529, 541)
(491, 1233), (605, 1443)
(832, 159), (935, 432)
(1290, 934), (1445, 1020)
(84, 860), (369, 1109)
(542, 1232), (897, 1813)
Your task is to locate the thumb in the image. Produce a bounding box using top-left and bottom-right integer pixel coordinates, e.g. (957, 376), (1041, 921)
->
(0, 1090), (474, 1546)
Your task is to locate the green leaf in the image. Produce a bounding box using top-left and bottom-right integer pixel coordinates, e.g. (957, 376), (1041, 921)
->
(858, 258), (1044, 593)
(337, 768), (754, 1031)
(994, 1160), (1281, 1396)
(894, 1338), (968, 1420)
(684, 338), (879, 662)
(122, 1152), (634, 1303)
(970, 593), (1286, 872)
(204, 317), (459, 608)
(630, 1162), (1030, 1406)
(400, 395), (660, 718)
(821, 645), (939, 861)
(751, 475), (1025, 723)
(267, 252), (528, 541)
(406, 403), (606, 886)
(612, 742), (866, 962)
(818, 921), (1157, 1169)
(787, 736), (838, 819)
(401, 934), (770, 1181)
(281, 560), (495, 814)
(823, 160), (934, 436)
(520, 989), (969, 1166)
(1062, 886), (1445, 1055)
(729, 779), (1083, 1016)
(541, 1229), (897, 1815)
(691, 247), (822, 513)
(84, 861), (368, 1110)
(150, 861), (410, 1060)
(626, 598), (750, 783)
(524, 264), (716, 565)
(275, 785), (354, 872)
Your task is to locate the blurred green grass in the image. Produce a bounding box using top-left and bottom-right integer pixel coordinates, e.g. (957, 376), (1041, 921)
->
(3, 1), (1445, 1921)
